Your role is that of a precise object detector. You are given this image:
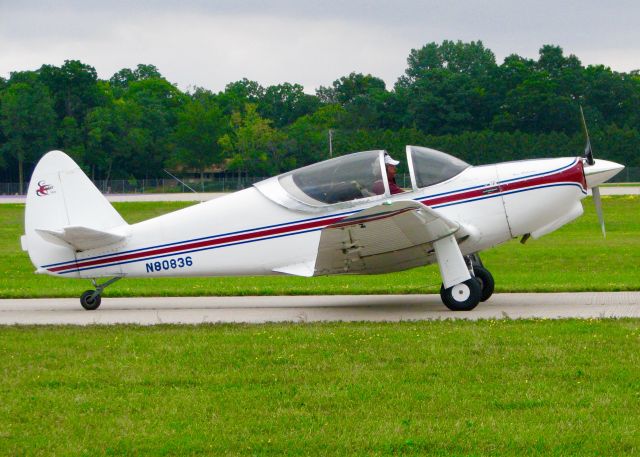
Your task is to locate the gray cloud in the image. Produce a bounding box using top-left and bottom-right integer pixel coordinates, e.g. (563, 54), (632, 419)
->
(1, 0), (638, 92)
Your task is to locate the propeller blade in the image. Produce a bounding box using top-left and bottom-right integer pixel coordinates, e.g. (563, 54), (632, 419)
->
(580, 105), (595, 165)
(592, 186), (606, 238)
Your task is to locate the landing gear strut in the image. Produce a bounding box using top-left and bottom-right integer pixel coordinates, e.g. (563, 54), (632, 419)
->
(79, 277), (121, 310)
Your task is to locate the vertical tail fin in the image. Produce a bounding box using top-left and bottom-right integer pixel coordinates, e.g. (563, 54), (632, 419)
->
(22, 150), (128, 276)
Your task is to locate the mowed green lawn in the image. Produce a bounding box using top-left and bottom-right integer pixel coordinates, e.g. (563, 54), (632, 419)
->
(1, 196), (639, 298)
(1, 320), (639, 455)
(1, 199), (639, 456)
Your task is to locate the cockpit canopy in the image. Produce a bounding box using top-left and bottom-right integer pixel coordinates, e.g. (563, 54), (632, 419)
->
(254, 146), (470, 211)
(407, 145), (470, 188)
(279, 150), (385, 205)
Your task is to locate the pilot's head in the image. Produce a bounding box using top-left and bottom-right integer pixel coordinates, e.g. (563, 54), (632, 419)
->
(384, 153), (399, 177)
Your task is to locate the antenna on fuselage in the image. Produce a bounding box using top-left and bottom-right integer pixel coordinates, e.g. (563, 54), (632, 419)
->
(163, 169), (199, 194)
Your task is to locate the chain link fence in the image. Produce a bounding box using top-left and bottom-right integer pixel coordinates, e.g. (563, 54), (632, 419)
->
(2, 168), (639, 195)
(0, 176), (269, 195)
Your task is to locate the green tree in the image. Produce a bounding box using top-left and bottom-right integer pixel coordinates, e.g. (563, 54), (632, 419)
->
(583, 65), (639, 129)
(217, 79), (264, 115)
(395, 41), (498, 133)
(0, 76), (6, 171)
(259, 83), (320, 128)
(536, 45), (582, 77)
(219, 103), (289, 177)
(317, 73), (392, 129)
(171, 95), (228, 187)
(399, 40), (496, 85)
(0, 76), (56, 190)
(38, 60), (104, 121)
(2, 43), (640, 182)
(396, 69), (486, 133)
(287, 104), (345, 165)
(483, 54), (535, 124)
(85, 103), (126, 181)
(123, 77), (188, 177)
(401, 42), (442, 83)
(58, 116), (85, 163)
(109, 64), (163, 97)
(87, 97), (158, 182)
(493, 72), (578, 133)
(317, 72), (386, 105)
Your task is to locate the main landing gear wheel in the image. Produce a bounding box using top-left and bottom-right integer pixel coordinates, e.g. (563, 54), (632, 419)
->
(473, 265), (495, 302)
(80, 290), (102, 311)
(440, 278), (482, 311)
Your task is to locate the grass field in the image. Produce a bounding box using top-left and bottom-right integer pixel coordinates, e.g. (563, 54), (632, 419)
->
(2, 199), (639, 456)
(1, 320), (639, 456)
(1, 196), (639, 298)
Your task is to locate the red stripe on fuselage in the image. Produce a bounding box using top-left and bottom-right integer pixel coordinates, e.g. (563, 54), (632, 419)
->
(48, 215), (346, 273)
(499, 160), (586, 195)
(421, 159), (585, 207)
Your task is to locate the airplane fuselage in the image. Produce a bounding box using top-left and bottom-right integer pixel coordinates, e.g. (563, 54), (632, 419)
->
(40, 157), (587, 279)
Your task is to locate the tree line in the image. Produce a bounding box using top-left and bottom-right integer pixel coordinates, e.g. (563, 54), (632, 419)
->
(1, 40), (639, 190)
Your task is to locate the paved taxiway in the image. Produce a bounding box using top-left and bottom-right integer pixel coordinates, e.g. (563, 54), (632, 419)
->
(1, 292), (639, 325)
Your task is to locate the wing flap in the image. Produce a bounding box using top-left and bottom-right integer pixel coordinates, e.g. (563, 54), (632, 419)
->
(36, 225), (127, 251)
(273, 259), (316, 277)
(314, 200), (462, 275)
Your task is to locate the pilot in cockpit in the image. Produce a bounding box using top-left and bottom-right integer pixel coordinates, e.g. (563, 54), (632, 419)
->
(372, 152), (405, 195)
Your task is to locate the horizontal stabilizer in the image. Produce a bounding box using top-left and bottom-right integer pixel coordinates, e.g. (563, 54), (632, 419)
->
(36, 226), (127, 251)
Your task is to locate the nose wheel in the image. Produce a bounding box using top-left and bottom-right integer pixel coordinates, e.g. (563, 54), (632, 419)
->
(79, 277), (121, 310)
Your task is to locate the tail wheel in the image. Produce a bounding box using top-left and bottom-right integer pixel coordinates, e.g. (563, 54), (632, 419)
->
(440, 278), (482, 311)
(80, 290), (102, 311)
(473, 265), (495, 302)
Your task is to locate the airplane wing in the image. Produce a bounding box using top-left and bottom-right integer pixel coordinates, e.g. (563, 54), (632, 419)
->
(313, 200), (464, 275)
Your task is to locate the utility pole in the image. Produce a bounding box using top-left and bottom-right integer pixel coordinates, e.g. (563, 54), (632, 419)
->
(328, 129), (333, 159)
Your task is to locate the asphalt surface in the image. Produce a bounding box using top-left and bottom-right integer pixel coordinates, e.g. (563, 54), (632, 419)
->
(1, 292), (639, 325)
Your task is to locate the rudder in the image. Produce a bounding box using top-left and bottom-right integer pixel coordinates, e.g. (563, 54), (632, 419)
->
(22, 150), (128, 276)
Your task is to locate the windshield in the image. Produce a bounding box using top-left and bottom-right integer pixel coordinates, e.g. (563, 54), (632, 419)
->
(408, 146), (470, 188)
(278, 150), (385, 205)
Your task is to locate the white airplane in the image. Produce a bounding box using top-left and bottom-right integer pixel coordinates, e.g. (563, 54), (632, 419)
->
(22, 137), (623, 311)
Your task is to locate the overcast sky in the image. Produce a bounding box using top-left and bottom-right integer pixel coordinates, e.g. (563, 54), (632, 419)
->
(1, 0), (638, 93)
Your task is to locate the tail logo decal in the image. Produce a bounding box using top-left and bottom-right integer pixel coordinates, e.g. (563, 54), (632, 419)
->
(36, 180), (55, 197)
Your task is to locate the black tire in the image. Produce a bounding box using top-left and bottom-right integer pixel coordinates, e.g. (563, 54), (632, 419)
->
(80, 290), (101, 311)
(440, 278), (482, 311)
(473, 265), (495, 302)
